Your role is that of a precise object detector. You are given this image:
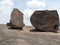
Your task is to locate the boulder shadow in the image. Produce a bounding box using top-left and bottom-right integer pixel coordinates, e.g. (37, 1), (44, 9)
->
(30, 29), (46, 32)
(30, 29), (58, 33)
(8, 27), (23, 30)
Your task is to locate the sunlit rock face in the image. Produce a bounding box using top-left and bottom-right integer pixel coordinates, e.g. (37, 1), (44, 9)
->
(30, 10), (59, 32)
(7, 8), (25, 29)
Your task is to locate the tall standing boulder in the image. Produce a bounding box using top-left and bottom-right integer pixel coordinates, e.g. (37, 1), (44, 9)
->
(8, 8), (25, 29)
(30, 10), (59, 32)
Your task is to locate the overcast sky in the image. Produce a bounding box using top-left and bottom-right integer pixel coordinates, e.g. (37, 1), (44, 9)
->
(0, 0), (60, 26)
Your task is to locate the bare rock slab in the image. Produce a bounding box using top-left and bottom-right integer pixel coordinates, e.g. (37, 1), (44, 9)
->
(30, 10), (59, 32)
(0, 24), (60, 45)
(8, 8), (25, 29)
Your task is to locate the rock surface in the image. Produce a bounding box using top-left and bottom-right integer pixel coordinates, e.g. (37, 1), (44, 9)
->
(30, 10), (59, 32)
(9, 8), (25, 29)
(0, 24), (60, 45)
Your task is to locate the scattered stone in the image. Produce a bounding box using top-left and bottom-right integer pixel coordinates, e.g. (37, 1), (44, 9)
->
(7, 23), (10, 26)
(8, 8), (25, 29)
(30, 10), (59, 32)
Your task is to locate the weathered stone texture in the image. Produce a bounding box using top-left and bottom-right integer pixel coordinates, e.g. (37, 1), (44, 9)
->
(8, 8), (25, 29)
(30, 10), (59, 32)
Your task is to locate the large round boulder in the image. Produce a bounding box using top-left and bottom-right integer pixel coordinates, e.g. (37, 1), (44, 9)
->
(30, 10), (59, 32)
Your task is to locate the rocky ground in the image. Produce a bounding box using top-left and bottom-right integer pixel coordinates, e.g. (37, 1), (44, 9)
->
(0, 24), (60, 45)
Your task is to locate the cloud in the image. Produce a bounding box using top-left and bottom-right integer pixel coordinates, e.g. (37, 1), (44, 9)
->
(23, 9), (34, 17)
(27, 0), (46, 8)
(0, 0), (14, 24)
(23, 9), (34, 26)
